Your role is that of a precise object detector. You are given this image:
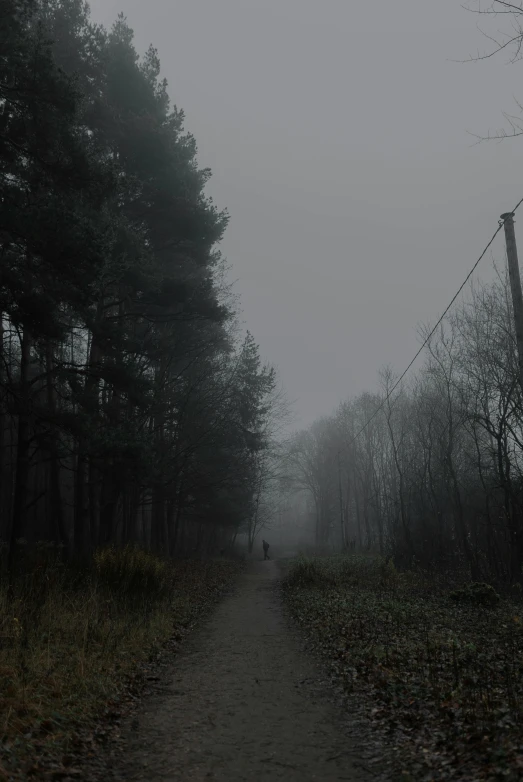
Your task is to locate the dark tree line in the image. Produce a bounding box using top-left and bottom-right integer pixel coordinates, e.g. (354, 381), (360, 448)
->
(0, 0), (278, 559)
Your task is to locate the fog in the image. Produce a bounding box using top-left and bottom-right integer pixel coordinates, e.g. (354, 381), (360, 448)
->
(88, 0), (523, 427)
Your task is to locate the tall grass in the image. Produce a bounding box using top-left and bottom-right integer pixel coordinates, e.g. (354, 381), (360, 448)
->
(0, 544), (241, 775)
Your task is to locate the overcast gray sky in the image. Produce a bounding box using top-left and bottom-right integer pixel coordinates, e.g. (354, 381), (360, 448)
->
(88, 0), (523, 428)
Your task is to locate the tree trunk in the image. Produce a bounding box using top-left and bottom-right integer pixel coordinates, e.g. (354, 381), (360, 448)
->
(74, 449), (90, 555)
(0, 313), (6, 541)
(46, 341), (67, 546)
(99, 472), (120, 545)
(10, 328), (32, 554)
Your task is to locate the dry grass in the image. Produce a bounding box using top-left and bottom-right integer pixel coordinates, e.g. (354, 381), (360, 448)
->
(0, 545), (242, 776)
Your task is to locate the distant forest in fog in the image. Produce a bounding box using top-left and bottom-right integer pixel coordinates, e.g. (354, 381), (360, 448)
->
(288, 269), (523, 583)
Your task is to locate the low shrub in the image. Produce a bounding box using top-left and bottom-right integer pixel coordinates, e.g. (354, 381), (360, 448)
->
(285, 557), (326, 589)
(94, 544), (171, 602)
(285, 553), (409, 594)
(449, 581), (500, 606)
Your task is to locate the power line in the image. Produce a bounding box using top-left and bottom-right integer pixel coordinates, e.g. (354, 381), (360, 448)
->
(337, 197), (523, 457)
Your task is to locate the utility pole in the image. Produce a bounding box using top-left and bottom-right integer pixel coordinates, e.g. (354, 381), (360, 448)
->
(501, 212), (523, 394)
(501, 212), (523, 585)
(337, 450), (345, 549)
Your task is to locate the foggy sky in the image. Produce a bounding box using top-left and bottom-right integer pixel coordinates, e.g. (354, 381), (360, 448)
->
(88, 0), (523, 428)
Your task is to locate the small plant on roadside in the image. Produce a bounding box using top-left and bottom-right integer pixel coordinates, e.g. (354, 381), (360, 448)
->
(285, 557), (324, 589)
(449, 581), (500, 606)
(94, 544), (172, 603)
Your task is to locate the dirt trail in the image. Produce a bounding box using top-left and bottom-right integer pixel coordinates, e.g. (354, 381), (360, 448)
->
(100, 560), (376, 781)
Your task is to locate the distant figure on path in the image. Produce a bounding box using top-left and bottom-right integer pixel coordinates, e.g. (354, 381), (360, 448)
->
(262, 539), (270, 560)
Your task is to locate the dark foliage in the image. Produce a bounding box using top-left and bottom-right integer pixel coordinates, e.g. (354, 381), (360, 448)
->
(0, 0), (277, 559)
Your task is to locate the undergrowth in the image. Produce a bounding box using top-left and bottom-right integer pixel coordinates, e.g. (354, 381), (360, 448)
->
(0, 544), (242, 779)
(283, 555), (523, 782)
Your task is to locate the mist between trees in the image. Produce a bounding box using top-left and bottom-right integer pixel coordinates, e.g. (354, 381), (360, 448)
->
(287, 269), (523, 586)
(280, 2), (523, 586)
(0, 0), (289, 562)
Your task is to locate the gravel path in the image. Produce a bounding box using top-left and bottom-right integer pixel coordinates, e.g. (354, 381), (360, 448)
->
(101, 560), (374, 781)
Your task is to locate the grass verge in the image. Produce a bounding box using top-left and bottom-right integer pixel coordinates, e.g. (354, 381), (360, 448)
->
(0, 545), (243, 779)
(283, 554), (523, 782)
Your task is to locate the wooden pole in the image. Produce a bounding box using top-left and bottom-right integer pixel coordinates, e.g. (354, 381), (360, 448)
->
(501, 212), (523, 393)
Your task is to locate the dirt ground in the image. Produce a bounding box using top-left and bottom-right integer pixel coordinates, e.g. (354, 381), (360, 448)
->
(90, 560), (387, 782)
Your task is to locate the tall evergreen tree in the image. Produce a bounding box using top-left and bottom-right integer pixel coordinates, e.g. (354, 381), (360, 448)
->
(0, 0), (284, 560)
